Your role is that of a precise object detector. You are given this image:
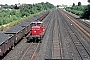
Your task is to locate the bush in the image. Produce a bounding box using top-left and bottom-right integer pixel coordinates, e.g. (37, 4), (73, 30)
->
(0, 26), (4, 31)
(65, 5), (86, 17)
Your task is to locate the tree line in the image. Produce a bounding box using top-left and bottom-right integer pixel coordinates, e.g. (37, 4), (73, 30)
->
(20, 2), (55, 17)
(65, 2), (90, 19)
(0, 2), (55, 26)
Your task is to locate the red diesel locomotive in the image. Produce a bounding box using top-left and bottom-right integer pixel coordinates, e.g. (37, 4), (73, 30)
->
(27, 21), (46, 42)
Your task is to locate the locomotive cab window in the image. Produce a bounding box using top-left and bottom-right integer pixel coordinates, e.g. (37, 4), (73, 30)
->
(32, 23), (36, 26)
(37, 23), (42, 26)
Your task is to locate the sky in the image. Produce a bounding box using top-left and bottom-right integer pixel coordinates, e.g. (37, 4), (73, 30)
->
(0, 0), (89, 6)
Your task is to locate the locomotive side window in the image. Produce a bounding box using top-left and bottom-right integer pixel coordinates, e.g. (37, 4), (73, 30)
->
(37, 23), (41, 26)
(32, 23), (36, 26)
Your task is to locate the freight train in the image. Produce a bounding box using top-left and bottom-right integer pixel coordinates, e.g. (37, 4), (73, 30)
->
(0, 11), (49, 56)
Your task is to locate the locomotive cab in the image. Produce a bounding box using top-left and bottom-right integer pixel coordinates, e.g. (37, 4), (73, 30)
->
(27, 21), (45, 42)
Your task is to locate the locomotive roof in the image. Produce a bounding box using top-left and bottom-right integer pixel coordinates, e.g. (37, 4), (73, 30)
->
(0, 32), (11, 44)
(4, 25), (24, 34)
(31, 21), (43, 23)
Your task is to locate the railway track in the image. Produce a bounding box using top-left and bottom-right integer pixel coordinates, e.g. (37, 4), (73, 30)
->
(2, 9), (90, 60)
(76, 19), (90, 28)
(61, 9), (90, 37)
(2, 37), (41, 60)
(36, 10), (56, 60)
(19, 11), (52, 60)
(56, 10), (79, 59)
(2, 10), (53, 60)
(52, 11), (62, 59)
(64, 10), (90, 28)
(20, 43), (40, 60)
(58, 9), (90, 60)
(51, 9), (90, 60)
(60, 9), (90, 49)
(37, 9), (90, 60)
(64, 17), (90, 60)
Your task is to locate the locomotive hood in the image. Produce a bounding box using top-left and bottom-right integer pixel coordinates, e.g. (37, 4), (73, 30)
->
(32, 26), (40, 29)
